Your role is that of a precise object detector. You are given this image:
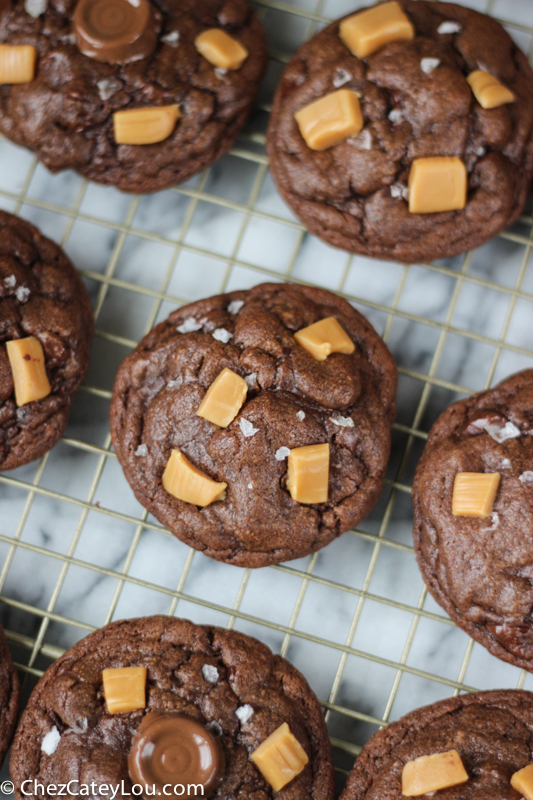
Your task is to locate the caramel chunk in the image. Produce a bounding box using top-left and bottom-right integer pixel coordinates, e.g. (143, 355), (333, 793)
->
(402, 750), (468, 796)
(339, 1), (414, 59)
(466, 70), (515, 109)
(294, 90), (363, 151)
(251, 722), (309, 791)
(197, 368), (248, 428)
(294, 317), (355, 361)
(511, 763), (533, 800)
(6, 337), (51, 407)
(162, 450), (227, 507)
(102, 666), (147, 714)
(286, 444), (329, 505)
(113, 105), (180, 145)
(452, 472), (501, 518)
(408, 157), (467, 214)
(195, 29), (248, 70)
(0, 44), (37, 84)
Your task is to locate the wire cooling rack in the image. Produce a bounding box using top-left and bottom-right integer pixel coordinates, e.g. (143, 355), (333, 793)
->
(2, 0), (533, 792)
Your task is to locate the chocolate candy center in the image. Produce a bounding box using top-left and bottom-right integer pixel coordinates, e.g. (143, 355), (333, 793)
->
(73, 0), (159, 64)
(128, 713), (225, 798)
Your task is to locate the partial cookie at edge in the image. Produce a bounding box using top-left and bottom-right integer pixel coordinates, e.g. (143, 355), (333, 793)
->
(267, 1), (533, 263)
(412, 369), (533, 671)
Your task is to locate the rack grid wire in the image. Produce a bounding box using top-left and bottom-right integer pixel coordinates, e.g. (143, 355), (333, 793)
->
(1, 0), (533, 792)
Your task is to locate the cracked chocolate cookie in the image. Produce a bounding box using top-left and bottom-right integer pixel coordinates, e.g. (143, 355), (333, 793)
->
(0, 210), (93, 471)
(0, 622), (20, 767)
(412, 369), (533, 671)
(109, 283), (397, 567)
(340, 689), (533, 799)
(267, 1), (533, 263)
(0, 0), (267, 193)
(10, 615), (335, 800)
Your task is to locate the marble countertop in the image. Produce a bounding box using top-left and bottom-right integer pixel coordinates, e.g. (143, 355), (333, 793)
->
(1, 0), (533, 793)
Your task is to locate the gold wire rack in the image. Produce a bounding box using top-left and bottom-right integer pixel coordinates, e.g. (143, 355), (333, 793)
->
(1, 0), (533, 791)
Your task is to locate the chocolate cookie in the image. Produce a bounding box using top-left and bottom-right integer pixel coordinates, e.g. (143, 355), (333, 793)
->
(340, 689), (533, 799)
(109, 283), (397, 567)
(0, 210), (93, 471)
(412, 369), (533, 671)
(267, 1), (533, 263)
(10, 615), (335, 800)
(0, 623), (20, 767)
(0, 0), (267, 193)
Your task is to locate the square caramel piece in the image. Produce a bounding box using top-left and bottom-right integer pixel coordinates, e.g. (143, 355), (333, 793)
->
(113, 105), (180, 145)
(197, 367), (248, 428)
(452, 472), (501, 518)
(102, 666), (147, 714)
(286, 443), (329, 505)
(0, 44), (37, 84)
(251, 722), (309, 791)
(6, 336), (51, 406)
(162, 450), (227, 507)
(294, 317), (355, 361)
(467, 70), (515, 109)
(339, 1), (414, 60)
(511, 763), (533, 800)
(402, 750), (468, 796)
(408, 156), (467, 214)
(195, 28), (249, 70)
(294, 89), (363, 151)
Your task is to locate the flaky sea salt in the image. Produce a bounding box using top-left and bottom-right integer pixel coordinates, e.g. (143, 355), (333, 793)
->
(71, 718), (88, 735)
(15, 285), (30, 302)
(476, 146), (486, 157)
(247, 482), (253, 489)
(333, 67), (352, 88)
(489, 512), (499, 529)
(4, 275), (16, 288)
(202, 664), (219, 683)
(296, 410), (305, 421)
(177, 317), (202, 334)
(25, 0), (46, 17)
(388, 108), (403, 124)
(212, 328), (233, 343)
(437, 21), (461, 34)
(97, 78), (122, 102)
(275, 446), (290, 461)
(350, 129), (372, 150)
(501, 458), (511, 469)
(331, 416), (354, 428)
(421, 58), (440, 75)
(239, 419), (259, 438)
(215, 68), (228, 79)
(135, 444), (148, 457)
(161, 30), (180, 44)
(484, 421), (521, 443)
(42, 727), (61, 755)
(390, 183), (408, 200)
(206, 721), (223, 736)
(227, 300), (244, 314)
(236, 704), (254, 724)
(519, 471), (533, 484)
(470, 417), (521, 443)
(244, 373), (257, 388)
(167, 379), (181, 389)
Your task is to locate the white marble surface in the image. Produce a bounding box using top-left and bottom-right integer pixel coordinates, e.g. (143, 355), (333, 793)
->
(1, 0), (533, 792)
